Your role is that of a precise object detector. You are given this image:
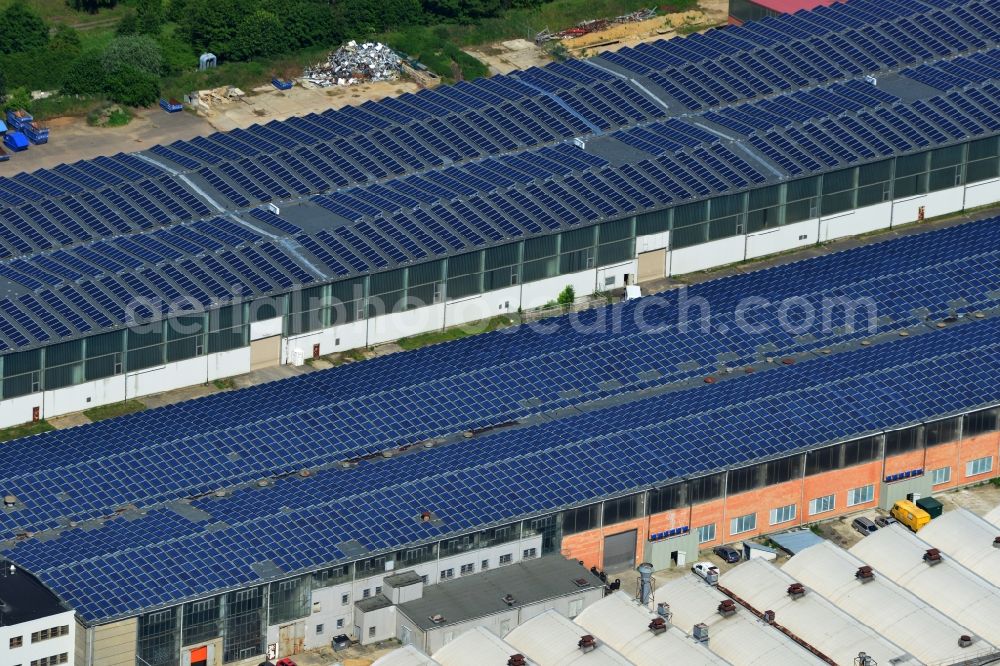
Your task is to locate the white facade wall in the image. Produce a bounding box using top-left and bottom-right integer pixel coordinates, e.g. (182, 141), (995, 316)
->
(0, 610), (76, 666)
(300, 534), (542, 650)
(2, 182), (997, 429)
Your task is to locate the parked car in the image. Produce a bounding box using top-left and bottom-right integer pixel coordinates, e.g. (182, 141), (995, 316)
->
(852, 516), (879, 536)
(691, 561), (720, 584)
(713, 545), (742, 563)
(874, 516), (898, 528)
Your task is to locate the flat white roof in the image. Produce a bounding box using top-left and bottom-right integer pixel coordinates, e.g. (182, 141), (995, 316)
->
(505, 609), (633, 666)
(984, 504), (1000, 527)
(574, 591), (730, 666)
(654, 575), (823, 666)
(372, 645), (441, 666)
(434, 626), (537, 666)
(918, 508), (1000, 588)
(720, 557), (918, 666)
(783, 540), (991, 663)
(849, 524), (1000, 646)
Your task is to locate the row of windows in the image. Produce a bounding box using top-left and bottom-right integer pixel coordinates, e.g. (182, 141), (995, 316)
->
(808, 484), (875, 516)
(9, 626), (69, 650)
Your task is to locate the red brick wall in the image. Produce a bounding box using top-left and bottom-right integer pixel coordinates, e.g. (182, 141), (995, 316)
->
(559, 431), (1000, 570)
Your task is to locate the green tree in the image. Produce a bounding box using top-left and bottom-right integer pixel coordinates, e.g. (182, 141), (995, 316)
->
(116, 11), (139, 36)
(340, 0), (422, 35)
(61, 49), (107, 95)
(3, 86), (31, 112)
(557, 285), (575, 306)
(181, 0), (251, 57)
(101, 35), (163, 77)
(282, 2), (338, 50)
(137, 0), (163, 35)
(231, 9), (283, 60)
(421, 0), (502, 21)
(68, 0), (118, 14)
(0, 68), (6, 102)
(0, 3), (49, 55)
(104, 65), (159, 106)
(50, 25), (83, 56)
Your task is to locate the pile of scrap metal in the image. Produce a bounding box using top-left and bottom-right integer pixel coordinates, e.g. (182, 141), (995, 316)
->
(301, 41), (402, 87)
(535, 7), (658, 43)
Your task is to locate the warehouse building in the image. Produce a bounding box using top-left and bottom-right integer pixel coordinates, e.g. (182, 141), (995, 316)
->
(849, 524), (1000, 646)
(719, 557), (919, 665)
(0, 0), (998, 427)
(782, 540), (993, 663)
(574, 591), (728, 666)
(1, 212), (1000, 665)
(506, 610), (633, 665)
(0, 565), (76, 666)
(432, 627), (535, 666)
(655, 575), (823, 665)
(918, 508), (1000, 588)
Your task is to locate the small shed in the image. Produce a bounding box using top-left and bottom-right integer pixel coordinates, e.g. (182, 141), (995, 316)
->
(741, 541), (778, 561)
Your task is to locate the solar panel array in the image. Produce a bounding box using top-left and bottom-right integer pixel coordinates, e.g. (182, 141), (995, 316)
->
(6, 295), (1000, 622)
(0, 0), (997, 353)
(1, 216), (1000, 620)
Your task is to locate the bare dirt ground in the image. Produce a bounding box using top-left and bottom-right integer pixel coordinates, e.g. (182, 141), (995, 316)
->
(200, 78), (426, 132)
(468, 0), (727, 76)
(2, 107), (212, 173)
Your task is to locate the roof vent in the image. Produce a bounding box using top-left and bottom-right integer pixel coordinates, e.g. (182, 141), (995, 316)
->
(763, 610), (775, 624)
(717, 599), (736, 617)
(692, 623), (709, 642)
(214, 489), (227, 498)
(787, 583), (805, 599)
(3, 495), (16, 508)
(993, 536), (1000, 549)
(578, 635), (597, 652)
(923, 548), (943, 566)
(959, 635), (973, 648)
(256, 479), (269, 488)
(855, 566), (875, 583)
(508, 655), (527, 666)
(648, 617), (667, 635)
(502, 594), (516, 607)
(299, 469), (312, 478)
(429, 614), (446, 624)
(573, 577), (588, 588)
(420, 511), (432, 523)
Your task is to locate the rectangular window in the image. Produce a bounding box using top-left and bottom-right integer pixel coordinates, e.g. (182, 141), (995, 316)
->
(931, 467), (951, 486)
(84, 330), (124, 381)
(368, 270), (405, 315)
(316, 624), (324, 635)
(30, 655), (68, 666)
(224, 587), (265, 663)
(43, 340), (84, 390)
(809, 494), (836, 515)
(208, 304), (248, 354)
(769, 504), (796, 525)
(885, 426), (923, 456)
(408, 260), (444, 307)
(603, 493), (642, 525)
(821, 167), (856, 216)
(746, 185), (781, 232)
(2, 349), (41, 399)
(648, 483), (686, 514)
(856, 160), (892, 207)
(967, 456), (993, 478)
(268, 576), (310, 625)
(166, 314), (205, 363)
(689, 473), (725, 504)
(10, 636), (22, 648)
(369, 627), (376, 638)
(336, 619), (344, 629)
(696, 523), (716, 544)
(964, 407), (999, 436)
(313, 564), (352, 588)
(362, 589), (370, 599)
(636, 209), (670, 236)
(440, 569), (454, 581)
(523, 548), (538, 560)
(127, 320), (165, 371)
(925, 417), (961, 446)
(287, 284), (329, 334)
(522, 236), (558, 282)
(966, 136), (999, 183)
(446, 252), (483, 300)
(330, 278), (365, 324)
(846, 484), (874, 507)
(183, 597), (221, 646)
(341, 594), (349, 605)
(138, 608), (180, 666)
(559, 227), (597, 274)
(707, 192), (746, 241)
(483, 245), (519, 292)
(730, 513), (757, 536)
(499, 553), (512, 565)
(784, 176), (819, 223)
(928, 144), (964, 192)
(460, 563), (474, 576)
(893, 152), (929, 198)
(671, 201), (709, 248)
(562, 504), (601, 535)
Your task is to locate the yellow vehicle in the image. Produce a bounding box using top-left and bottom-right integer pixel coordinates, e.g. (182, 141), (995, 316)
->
(890, 499), (931, 532)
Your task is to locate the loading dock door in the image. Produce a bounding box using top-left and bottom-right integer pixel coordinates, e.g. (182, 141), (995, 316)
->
(637, 249), (666, 283)
(250, 335), (281, 370)
(603, 529), (637, 572)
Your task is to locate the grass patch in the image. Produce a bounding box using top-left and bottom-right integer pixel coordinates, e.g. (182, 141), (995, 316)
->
(83, 400), (146, 422)
(0, 0), (130, 25)
(160, 45), (330, 99)
(87, 102), (131, 126)
(29, 94), (106, 120)
(397, 316), (514, 351)
(212, 378), (236, 390)
(0, 419), (55, 443)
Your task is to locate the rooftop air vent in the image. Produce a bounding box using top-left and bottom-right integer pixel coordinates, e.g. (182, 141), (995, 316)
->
(429, 614), (446, 624)
(856, 566), (875, 583)
(763, 610), (775, 624)
(573, 577), (588, 588)
(959, 635), (973, 648)
(923, 548), (943, 566)
(717, 599), (736, 617)
(787, 583), (805, 599)
(3, 495), (16, 508)
(693, 623), (709, 642)
(420, 511), (432, 523)
(502, 594), (516, 607)
(993, 536), (1000, 549)
(648, 617), (667, 635)
(578, 635), (597, 652)
(508, 655), (527, 666)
